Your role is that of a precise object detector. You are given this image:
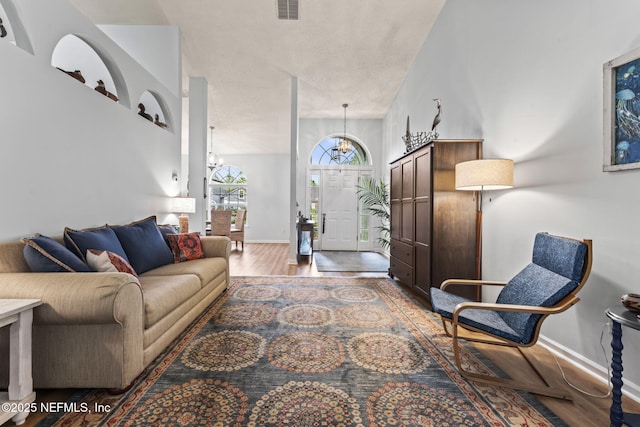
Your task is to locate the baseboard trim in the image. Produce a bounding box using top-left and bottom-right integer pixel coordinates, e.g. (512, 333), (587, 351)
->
(539, 334), (640, 403)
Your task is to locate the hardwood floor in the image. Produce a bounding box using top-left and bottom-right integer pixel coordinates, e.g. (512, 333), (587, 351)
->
(14, 242), (640, 426)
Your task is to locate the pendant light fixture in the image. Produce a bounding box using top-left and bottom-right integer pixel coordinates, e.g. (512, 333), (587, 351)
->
(207, 125), (224, 171)
(337, 103), (351, 154)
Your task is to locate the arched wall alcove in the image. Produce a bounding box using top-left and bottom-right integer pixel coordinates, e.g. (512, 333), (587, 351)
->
(80, 36), (130, 108)
(0, 0), (34, 54)
(51, 34), (129, 107)
(137, 90), (172, 131)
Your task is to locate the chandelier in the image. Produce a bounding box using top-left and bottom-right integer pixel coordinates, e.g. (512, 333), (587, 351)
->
(207, 125), (224, 171)
(336, 103), (351, 154)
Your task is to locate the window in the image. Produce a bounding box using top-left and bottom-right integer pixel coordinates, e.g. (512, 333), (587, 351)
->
(310, 137), (367, 165)
(308, 174), (320, 240)
(209, 165), (247, 220)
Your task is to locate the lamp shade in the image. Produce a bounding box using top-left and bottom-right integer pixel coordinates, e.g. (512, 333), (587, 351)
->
(170, 197), (196, 213)
(455, 159), (514, 191)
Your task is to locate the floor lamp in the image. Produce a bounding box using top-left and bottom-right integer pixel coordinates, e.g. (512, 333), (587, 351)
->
(455, 159), (514, 280)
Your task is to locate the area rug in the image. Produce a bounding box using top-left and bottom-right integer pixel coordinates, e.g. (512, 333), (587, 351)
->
(39, 276), (566, 426)
(314, 251), (389, 272)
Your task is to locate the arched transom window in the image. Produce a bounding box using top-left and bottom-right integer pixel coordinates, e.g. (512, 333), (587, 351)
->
(310, 137), (367, 165)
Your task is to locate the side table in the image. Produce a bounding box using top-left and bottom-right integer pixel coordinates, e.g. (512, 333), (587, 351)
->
(297, 220), (315, 264)
(606, 306), (640, 427)
(0, 299), (42, 426)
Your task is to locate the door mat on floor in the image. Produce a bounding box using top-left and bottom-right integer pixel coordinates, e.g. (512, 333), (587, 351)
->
(313, 251), (389, 272)
(38, 276), (566, 426)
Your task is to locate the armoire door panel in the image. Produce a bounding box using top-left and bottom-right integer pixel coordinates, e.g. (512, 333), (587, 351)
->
(401, 159), (413, 200)
(390, 165), (401, 201)
(414, 200), (431, 245)
(400, 201), (413, 242)
(414, 243), (431, 294)
(414, 150), (431, 199)
(390, 202), (401, 241)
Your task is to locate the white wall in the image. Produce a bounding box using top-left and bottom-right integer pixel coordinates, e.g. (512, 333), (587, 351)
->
(216, 154), (291, 243)
(384, 0), (640, 395)
(0, 0), (182, 239)
(98, 25), (181, 98)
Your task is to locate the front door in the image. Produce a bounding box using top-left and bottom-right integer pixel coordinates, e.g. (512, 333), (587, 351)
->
(320, 169), (359, 251)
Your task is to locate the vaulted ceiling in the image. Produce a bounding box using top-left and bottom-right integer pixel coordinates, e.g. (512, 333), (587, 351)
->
(69, 0), (445, 154)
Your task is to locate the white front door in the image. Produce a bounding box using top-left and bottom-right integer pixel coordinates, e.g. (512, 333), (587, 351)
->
(321, 169), (359, 251)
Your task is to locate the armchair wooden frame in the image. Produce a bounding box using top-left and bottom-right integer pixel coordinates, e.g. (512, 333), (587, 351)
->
(437, 237), (592, 400)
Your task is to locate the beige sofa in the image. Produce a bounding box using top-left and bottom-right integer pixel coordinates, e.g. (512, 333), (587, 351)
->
(0, 235), (230, 390)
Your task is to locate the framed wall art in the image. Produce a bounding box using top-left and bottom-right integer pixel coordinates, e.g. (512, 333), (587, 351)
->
(604, 46), (640, 171)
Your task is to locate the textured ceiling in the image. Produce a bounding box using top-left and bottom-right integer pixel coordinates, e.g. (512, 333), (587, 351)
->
(69, 0), (445, 154)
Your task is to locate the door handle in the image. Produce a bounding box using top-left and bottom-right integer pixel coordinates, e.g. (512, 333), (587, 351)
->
(322, 213), (326, 234)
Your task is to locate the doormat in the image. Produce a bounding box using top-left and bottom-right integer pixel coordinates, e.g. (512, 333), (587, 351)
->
(38, 276), (566, 426)
(314, 251), (389, 272)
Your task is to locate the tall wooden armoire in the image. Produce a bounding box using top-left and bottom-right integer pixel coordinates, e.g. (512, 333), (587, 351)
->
(389, 139), (482, 302)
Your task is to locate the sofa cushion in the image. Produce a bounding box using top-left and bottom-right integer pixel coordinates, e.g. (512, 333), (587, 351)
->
(64, 226), (129, 263)
(166, 233), (205, 263)
(430, 287), (524, 343)
(86, 249), (138, 276)
(142, 257), (227, 289)
(22, 234), (90, 273)
(496, 263), (578, 344)
(138, 275), (201, 328)
(110, 216), (174, 274)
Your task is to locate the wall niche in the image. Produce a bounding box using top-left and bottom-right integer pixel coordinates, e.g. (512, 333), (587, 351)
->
(51, 34), (128, 107)
(138, 90), (171, 131)
(0, 0), (34, 54)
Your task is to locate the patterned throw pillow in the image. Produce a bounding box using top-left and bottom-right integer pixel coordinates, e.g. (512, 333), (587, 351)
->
(166, 233), (205, 263)
(86, 249), (138, 276)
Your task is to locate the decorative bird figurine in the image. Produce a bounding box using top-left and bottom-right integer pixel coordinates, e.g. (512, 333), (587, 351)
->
(57, 67), (85, 84)
(0, 17), (7, 38)
(431, 98), (442, 132)
(138, 103), (153, 122)
(154, 114), (167, 128)
(94, 80), (119, 102)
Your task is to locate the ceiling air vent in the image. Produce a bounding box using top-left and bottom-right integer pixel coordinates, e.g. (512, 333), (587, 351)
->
(277, 0), (299, 20)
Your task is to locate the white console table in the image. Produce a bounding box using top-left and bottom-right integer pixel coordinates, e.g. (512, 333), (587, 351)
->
(0, 299), (41, 426)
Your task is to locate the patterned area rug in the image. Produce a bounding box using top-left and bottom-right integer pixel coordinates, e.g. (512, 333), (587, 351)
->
(314, 251), (389, 272)
(39, 276), (566, 426)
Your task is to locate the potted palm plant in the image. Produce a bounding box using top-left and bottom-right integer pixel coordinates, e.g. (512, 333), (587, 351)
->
(356, 176), (390, 250)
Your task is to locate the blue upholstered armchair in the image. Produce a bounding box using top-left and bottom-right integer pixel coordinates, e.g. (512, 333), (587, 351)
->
(430, 232), (592, 399)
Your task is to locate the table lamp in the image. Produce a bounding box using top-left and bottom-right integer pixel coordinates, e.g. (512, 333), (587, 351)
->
(171, 197), (196, 233)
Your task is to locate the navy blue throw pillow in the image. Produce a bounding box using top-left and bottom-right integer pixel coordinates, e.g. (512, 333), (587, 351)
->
(64, 225), (130, 263)
(157, 223), (178, 246)
(22, 234), (90, 272)
(110, 216), (174, 274)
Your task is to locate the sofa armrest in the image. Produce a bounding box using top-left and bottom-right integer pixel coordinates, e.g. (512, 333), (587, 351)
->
(201, 236), (231, 260)
(0, 272), (143, 325)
